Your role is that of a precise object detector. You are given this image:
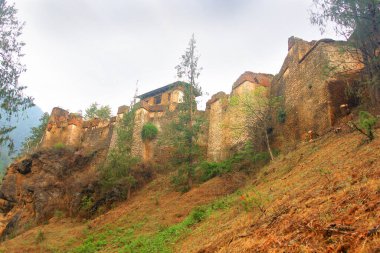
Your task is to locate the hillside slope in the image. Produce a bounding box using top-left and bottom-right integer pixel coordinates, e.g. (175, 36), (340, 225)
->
(0, 128), (379, 252)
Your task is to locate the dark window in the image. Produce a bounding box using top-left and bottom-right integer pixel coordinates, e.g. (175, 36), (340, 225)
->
(168, 93), (171, 103)
(154, 95), (162, 104)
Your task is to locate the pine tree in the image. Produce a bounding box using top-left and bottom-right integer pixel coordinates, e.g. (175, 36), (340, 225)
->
(166, 34), (203, 190)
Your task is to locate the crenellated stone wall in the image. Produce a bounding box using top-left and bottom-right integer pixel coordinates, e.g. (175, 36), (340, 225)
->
(206, 72), (273, 162)
(41, 107), (115, 152)
(39, 36), (366, 163)
(270, 37), (364, 151)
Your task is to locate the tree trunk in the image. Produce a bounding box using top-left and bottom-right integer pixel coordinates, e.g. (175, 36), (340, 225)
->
(265, 131), (274, 161)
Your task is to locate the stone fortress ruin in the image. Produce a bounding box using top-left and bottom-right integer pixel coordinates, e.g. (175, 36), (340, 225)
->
(40, 36), (363, 162)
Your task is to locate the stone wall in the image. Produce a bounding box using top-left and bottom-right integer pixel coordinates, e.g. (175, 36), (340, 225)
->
(39, 37), (365, 163)
(131, 107), (150, 160)
(41, 107), (115, 152)
(270, 37), (363, 151)
(206, 73), (273, 162)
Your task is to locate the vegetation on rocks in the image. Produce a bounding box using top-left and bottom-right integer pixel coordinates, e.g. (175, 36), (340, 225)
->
(21, 112), (49, 153)
(99, 108), (138, 200)
(84, 102), (112, 120)
(141, 123), (158, 141)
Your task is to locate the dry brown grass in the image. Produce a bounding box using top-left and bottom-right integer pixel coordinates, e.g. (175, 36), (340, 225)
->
(177, 129), (380, 252)
(0, 129), (379, 252)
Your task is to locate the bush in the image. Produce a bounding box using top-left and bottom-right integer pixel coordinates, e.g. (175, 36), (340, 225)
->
(350, 111), (378, 141)
(359, 111), (377, 141)
(53, 142), (65, 150)
(171, 166), (193, 193)
(141, 123), (158, 141)
(99, 148), (138, 198)
(199, 161), (231, 182)
(81, 196), (94, 211)
(277, 108), (286, 124)
(229, 142), (271, 171)
(188, 207), (208, 224)
(35, 230), (45, 244)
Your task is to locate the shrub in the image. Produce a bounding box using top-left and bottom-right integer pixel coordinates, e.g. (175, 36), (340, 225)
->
(81, 196), (94, 211)
(141, 123), (158, 141)
(53, 142), (65, 150)
(35, 230), (45, 244)
(358, 111), (377, 141)
(277, 108), (286, 124)
(240, 189), (272, 215)
(171, 166), (192, 193)
(350, 111), (378, 141)
(188, 207), (208, 224)
(99, 147), (138, 199)
(54, 209), (64, 219)
(199, 161), (231, 182)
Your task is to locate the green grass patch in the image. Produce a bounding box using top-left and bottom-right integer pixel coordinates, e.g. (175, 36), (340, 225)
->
(71, 195), (236, 253)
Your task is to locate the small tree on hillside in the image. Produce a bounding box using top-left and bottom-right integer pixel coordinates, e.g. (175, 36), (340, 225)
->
(99, 108), (138, 200)
(310, 0), (380, 105)
(0, 0), (34, 152)
(230, 86), (281, 161)
(21, 112), (49, 153)
(84, 102), (111, 120)
(349, 110), (378, 141)
(163, 34), (203, 190)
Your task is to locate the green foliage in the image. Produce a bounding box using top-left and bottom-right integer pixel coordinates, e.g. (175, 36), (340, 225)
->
(230, 86), (282, 160)
(230, 142), (272, 169)
(277, 108), (286, 124)
(72, 196), (232, 253)
(240, 189), (272, 215)
(99, 148), (138, 196)
(0, 1), (34, 150)
(54, 209), (65, 219)
(84, 102), (111, 120)
(98, 109), (138, 198)
(199, 161), (232, 182)
(170, 165), (193, 193)
(358, 111), (377, 140)
(53, 142), (66, 150)
(21, 112), (49, 153)
(162, 34), (204, 190)
(141, 123), (158, 141)
(80, 196), (94, 211)
(310, 0), (380, 104)
(35, 230), (45, 244)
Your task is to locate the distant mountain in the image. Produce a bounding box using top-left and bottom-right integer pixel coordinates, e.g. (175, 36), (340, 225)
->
(0, 105), (44, 172)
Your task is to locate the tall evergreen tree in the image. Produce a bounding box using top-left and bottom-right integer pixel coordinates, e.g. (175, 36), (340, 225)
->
(165, 34), (203, 190)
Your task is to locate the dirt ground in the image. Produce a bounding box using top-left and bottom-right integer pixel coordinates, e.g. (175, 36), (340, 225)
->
(0, 128), (379, 252)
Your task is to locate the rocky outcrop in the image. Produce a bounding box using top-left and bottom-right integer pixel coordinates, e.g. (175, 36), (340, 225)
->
(0, 148), (104, 240)
(41, 107), (115, 151)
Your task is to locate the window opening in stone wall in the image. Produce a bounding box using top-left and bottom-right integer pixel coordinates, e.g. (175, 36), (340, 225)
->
(154, 95), (162, 105)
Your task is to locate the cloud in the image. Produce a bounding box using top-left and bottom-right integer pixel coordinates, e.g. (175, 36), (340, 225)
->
(15, 0), (341, 113)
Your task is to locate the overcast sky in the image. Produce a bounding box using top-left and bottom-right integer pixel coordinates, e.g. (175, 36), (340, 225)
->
(15, 0), (341, 114)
